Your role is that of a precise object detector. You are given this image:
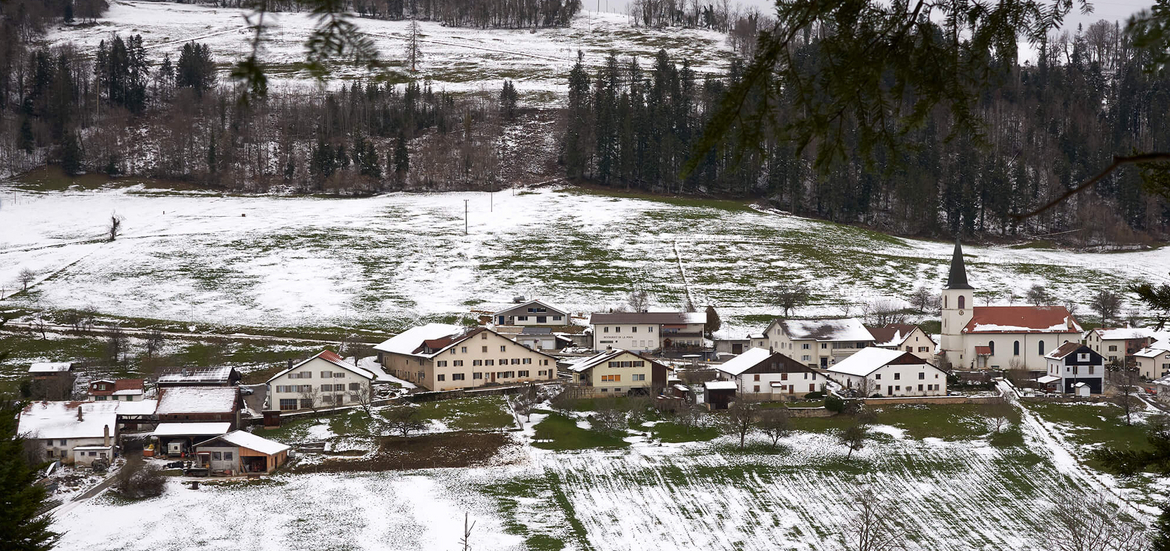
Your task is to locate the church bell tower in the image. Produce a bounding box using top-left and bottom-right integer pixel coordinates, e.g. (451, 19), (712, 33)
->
(940, 241), (974, 367)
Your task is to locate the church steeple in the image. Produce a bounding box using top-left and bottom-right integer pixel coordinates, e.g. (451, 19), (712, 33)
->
(945, 241), (973, 290)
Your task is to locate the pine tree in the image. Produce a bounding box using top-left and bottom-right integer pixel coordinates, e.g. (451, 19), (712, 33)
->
(0, 401), (59, 551)
(562, 51), (591, 179)
(499, 80), (518, 120)
(18, 117), (34, 153)
(60, 131), (82, 176)
(393, 131), (409, 177)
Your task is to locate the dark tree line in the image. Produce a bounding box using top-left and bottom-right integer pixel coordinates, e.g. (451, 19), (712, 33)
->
(561, 22), (1170, 244)
(145, 0), (582, 28)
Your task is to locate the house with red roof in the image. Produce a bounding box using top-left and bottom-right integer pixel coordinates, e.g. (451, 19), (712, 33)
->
(89, 379), (146, 402)
(939, 242), (1083, 371)
(264, 350), (375, 412)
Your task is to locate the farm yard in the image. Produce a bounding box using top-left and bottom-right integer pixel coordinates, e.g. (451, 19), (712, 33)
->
(43, 391), (1167, 551)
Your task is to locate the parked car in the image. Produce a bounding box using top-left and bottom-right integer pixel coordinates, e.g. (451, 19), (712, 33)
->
(238, 386), (255, 395)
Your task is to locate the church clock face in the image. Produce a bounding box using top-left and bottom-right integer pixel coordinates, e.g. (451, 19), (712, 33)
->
(958, 309), (965, 315)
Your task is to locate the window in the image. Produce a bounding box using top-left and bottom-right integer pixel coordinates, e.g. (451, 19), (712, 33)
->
(615, 326), (621, 333)
(648, 326), (654, 333)
(334, 372), (345, 378)
(754, 385), (761, 392)
(453, 373), (465, 380)
(212, 452), (222, 460)
(511, 358), (521, 365)
(485, 360), (495, 366)
(224, 452), (233, 460)
(753, 374), (760, 381)
(781, 373), (788, 381)
(437, 374), (446, 381)
(321, 371), (331, 378)
(280, 399), (298, 411)
(801, 355), (810, 361)
(821, 343), (827, 349)
(482, 346), (488, 353)
(473, 372), (483, 379)
(481, 333), (488, 339)
(518, 370), (529, 377)
(632, 374), (645, 381)
(604, 327), (609, 333)
(601, 374), (621, 382)
(473, 359), (483, 366)
(450, 349), (456, 355)
(895, 386), (901, 391)
(988, 341), (994, 355)
(350, 383), (361, 391)
(320, 384), (333, 392)
(875, 374), (882, 380)
(500, 345), (507, 352)
(1014, 341), (1020, 355)
(523, 358), (532, 364)
(632, 326), (638, 333)
(453, 360), (464, 366)
(894, 373), (901, 380)
(322, 395), (334, 404)
(1109, 345), (1118, 352)
(958, 295), (965, 309)
(918, 372), (925, 380)
(1088, 366), (1095, 375)
(461, 346), (467, 353)
(802, 343), (810, 350)
(918, 384), (923, 391)
(1038, 341), (1046, 355)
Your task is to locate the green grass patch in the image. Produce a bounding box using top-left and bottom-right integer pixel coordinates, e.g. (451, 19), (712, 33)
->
(1025, 401), (1152, 452)
(532, 413), (629, 451)
(647, 421), (720, 443)
(415, 396), (515, 431)
(869, 404), (1014, 441)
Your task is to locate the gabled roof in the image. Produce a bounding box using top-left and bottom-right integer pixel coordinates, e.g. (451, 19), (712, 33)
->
(157, 365), (236, 385)
(265, 350), (375, 384)
(1045, 342), (1095, 361)
(772, 318), (874, 342)
(589, 311), (707, 325)
(1087, 327), (1153, 341)
(28, 362), (72, 373)
(90, 379), (145, 396)
(493, 299), (568, 317)
(712, 349), (812, 377)
(195, 430), (290, 455)
(156, 386), (238, 415)
(1134, 346), (1169, 359)
(373, 323), (465, 357)
(520, 327), (554, 335)
(866, 324), (922, 347)
(828, 348), (936, 377)
(18, 401), (120, 440)
(565, 349), (661, 373)
(946, 241), (973, 290)
(375, 325), (556, 361)
(704, 381), (738, 390)
(963, 306), (1082, 334)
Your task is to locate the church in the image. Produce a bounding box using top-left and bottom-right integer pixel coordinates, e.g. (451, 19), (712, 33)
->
(939, 242), (1083, 371)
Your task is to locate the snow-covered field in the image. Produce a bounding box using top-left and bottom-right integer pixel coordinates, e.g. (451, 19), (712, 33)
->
(0, 183), (1162, 335)
(44, 1), (733, 100)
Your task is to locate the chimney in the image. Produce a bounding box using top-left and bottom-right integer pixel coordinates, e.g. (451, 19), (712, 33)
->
(77, 405), (84, 422)
(287, 358), (294, 370)
(103, 424), (110, 447)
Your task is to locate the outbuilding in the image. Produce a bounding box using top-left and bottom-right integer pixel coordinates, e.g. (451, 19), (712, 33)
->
(194, 430), (291, 475)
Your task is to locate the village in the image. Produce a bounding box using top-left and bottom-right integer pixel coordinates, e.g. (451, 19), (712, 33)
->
(12, 241), (1170, 534)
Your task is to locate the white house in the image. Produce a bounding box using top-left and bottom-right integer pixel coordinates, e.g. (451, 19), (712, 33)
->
(712, 348), (826, 400)
(515, 327), (559, 351)
(764, 318), (875, 368)
(827, 348), (948, 397)
(867, 324), (936, 362)
(1135, 347), (1170, 381)
(939, 242), (1082, 370)
(18, 401), (119, 466)
(590, 311), (708, 352)
(266, 350), (376, 412)
(375, 324), (557, 391)
(1042, 342), (1105, 394)
(1084, 327), (1153, 364)
(493, 299), (570, 326)
(565, 349), (668, 397)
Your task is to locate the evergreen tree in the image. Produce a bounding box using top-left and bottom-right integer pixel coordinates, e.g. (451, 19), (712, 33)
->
(60, 131), (82, 175)
(393, 131), (409, 177)
(176, 41), (217, 96)
(562, 51), (591, 179)
(0, 400), (58, 551)
(18, 117), (34, 153)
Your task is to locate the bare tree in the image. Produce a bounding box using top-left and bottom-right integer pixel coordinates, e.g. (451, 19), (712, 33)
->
(723, 401), (757, 449)
(773, 283), (811, 317)
(108, 213), (124, 242)
(907, 286), (939, 314)
(864, 299), (907, 326)
(384, 404), (427, 437)
(405, 20), (424, 72)
(144, 329), (165, 360)
(1044, 490), (1149, 551)
(1110, 361), (1142, 426)
(842, 487), (907, 551)
(106, 325), (129, 365)
(758, 407), (792, 448)
(592, 405), (627, 435)
(512, 385), (538, 422)
(985, 399), (1015, 433)
(840, 418), (870, 459)
(17, 268), (36, 291)
(627, 288), (651, 313)
(114, 457), (167, 499)
(1026, 284), (1051, 306)
(1090, 290), (1123, 326)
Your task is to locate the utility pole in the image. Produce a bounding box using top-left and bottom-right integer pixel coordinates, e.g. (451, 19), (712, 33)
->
(464, 199), (469, 235)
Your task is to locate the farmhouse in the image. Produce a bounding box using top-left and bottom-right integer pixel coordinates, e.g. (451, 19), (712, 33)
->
(1134, 346), (1170, 380)
(18, 401), (119, 466)
(566, 349), (668, 397)
(712, 348), (825, 400)
(764, 318), (875, 368)
(867, 324), (936, 362)
(265, 350), (375, 412)
(827, 348), (947, 397)
(157, 365), (241, 387)
(494, 299), (570, 327)
(939, 242), (1082, 370)
(590, 311), (708, 353)
(193, 430), (291, 475)
(1043, 342), (1105, 394)
(375, 324), (557, 391)
(27, 361), (75, 400)
(89, 379), (145, 402)
(156, 386), (241, 426)
(1084, 327), (1153, 364)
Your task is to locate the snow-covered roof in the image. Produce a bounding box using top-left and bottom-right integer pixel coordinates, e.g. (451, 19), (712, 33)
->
(196, 430), (290, 455)
(266, 350), (375, 383)
(712, 348), (773, 376)
(828, 348), (927, 377)
(28, 362), (72, 373)
(112, 388), (144, 396)
(1134, 347), (1169, 359)
(565, 349), (636, 372)
(157, 365), (236, 385)
(1044, 342), (1089, 360)
(775, 318), (873, 342)
(493, 299), (568, 317)
(866, 324), (921, 348)
(18, 401), (119, 440)
(373, 323), (465, 357)
(116, 399), (159, 416)
(1154, 373), (1170, 386)
(153, 422), (231, 437)
(963, 306), (1081, 334)
(588, 311), (707, 325)
(156, 387), (238, 415)
(703, 381), (737, 390)
(1036, 375), (1061, 384)
(1088, 327), (1153, 341)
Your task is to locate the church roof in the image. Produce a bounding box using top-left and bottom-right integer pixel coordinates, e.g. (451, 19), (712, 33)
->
(945, 241), (973, 290)
(962, 306), (1082, 334)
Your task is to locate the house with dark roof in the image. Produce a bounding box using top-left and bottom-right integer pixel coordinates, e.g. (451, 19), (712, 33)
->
(1042, 342), (1104, 394)
(763, 317), (875, 368)
(89, 379), (146, 402)
(374, 324), (557, 391)
(156, 365), (241, 387)
(264, 350), (376, 413)
(867, 324), (936, 361)
(589, 311), (708, 352)
(493, 299), (570, 327)
(1084, 327), (1153, 364)
(939, 242), (1083, 370)
(712, 348), (826, 399)
(565, 349), (668, 397)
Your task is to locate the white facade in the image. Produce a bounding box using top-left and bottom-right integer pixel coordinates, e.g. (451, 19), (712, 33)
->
(494, 300), (569, 326)
(828, 348), (947, 397)
(267, 354), (374, 412)
(1135, 347), (1170, 380)
(594, 323), (662, 352)
(765, 318), (874, 368)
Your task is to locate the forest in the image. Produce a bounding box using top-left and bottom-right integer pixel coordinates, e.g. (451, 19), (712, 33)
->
(0, 0), (1168, 245)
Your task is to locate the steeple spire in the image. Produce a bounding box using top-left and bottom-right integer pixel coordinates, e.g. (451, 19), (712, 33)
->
(946, 240), (973, 290)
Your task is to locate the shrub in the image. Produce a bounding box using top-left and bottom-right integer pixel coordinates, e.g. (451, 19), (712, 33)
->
(113, 457), (166, 499)
(825, 394), (846, 413)
(804, 391), (825, 400)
